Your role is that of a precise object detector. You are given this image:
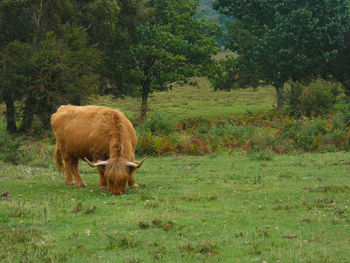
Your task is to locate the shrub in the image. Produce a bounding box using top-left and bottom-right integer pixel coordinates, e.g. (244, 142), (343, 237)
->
(136, 132), (178, 156)
(280, 119), (328, 151)
(137, 112), (175, 136)
(0, 130), (53, 166)
(0, 131), (33, 164)
(286, 80), (339, 116)
(0, 131), (21, 164)
(177, 136), (209, 155)
(323, 127), (350, 151)
(333, 103), (350, 126)
(207, 124), (255, 145)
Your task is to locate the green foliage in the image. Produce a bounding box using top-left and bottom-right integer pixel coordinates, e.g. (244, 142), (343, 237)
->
(109, 0), (221, 118)
(138, 112), (175, 136)
(286, 80), (340, 116)
(136, 112), (177, 156)
(0, 131), (24, 165)
(281, 119), (327, 151)
(1, 31), (101, 130)
(136, 108), (350, 156)
(333, 103), (350, 126)
(213, 0), (350, 107)
(0, 130), (53, 166)
(327, 31), (350, 96)
(136, 133), (178, 156)
(199, 0), (232, 46)
(0, 0), (102, 131)
(77, 0), (121, 49)
(210, 56), (240, 91)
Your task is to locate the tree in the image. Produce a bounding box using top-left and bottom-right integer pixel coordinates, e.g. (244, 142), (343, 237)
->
(326, 30), (350, 97)
(96, 0), (142, 94)
(0, 0), (39, 133)
(109, 0), (221, 118)
(0, 0), (101, 132)
(213, 0), (350, 108)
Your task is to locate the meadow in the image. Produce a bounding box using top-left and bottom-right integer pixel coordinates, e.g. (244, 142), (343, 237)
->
(89, 78), (276, 122)
(1, 84), (350, 262)
(1, 152), (350, 262)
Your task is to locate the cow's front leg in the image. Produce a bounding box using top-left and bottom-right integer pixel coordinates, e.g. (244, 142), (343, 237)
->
(128, 171), (139, 189)
(98, 167), (108, 191)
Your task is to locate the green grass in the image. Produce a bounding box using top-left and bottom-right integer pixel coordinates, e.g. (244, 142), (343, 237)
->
(1, 151), (350, 262)
(1, 71), (349, 262)
(89, 78), (276, 121)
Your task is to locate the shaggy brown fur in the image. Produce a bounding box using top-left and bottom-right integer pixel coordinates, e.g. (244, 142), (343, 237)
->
(50, 105), (143, 194)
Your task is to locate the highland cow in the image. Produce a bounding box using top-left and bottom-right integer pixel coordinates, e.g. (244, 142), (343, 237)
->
(50, 105), (145, 195)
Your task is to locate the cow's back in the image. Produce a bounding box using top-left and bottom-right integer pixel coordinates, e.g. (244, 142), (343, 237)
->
(51, 105), (137, 160)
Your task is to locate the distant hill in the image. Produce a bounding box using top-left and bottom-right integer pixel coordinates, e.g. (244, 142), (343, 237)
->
(198, 0), (231, 46)
(198, 0), (219, 23)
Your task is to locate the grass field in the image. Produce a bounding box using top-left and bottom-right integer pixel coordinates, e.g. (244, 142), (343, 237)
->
(1, 152), (350, 262)
(89, 78), (276, 121)
(0, 76), (275, 125)
(1, 78), (350, 262)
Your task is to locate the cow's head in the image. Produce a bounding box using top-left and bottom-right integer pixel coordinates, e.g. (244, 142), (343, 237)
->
(84, 157), (145, 195)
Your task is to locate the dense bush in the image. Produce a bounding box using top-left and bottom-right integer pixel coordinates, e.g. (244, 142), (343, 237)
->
(136, 108), (350, 156)
(286, 80), (340, 116)
(0, 130), (52, 166)
(2, 107), (350, 163)
(0, 131), (22, 164)
(333, 103), (350, 126)
(0, 131), (32, 164)
(136, 112), (178, 156)
(137, 112), (175, 137)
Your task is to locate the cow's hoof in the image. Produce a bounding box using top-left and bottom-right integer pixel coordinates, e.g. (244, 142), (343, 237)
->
(66, 183), (75, 186)
(111, 192), (124, 195)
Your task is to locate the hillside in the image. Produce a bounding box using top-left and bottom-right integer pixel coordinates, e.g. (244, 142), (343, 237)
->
(199, 0), (231, 45)
(89, 78), (276, 122)
(198, 0), (218, 23)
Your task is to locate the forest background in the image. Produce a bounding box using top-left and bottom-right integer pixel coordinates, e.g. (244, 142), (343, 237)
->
(1, 0), (350, 157)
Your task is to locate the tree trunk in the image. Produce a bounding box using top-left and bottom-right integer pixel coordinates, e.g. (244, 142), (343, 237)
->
(39, 112), (51, 130)
(140, 81), (151, 119)
(275, 83), (284, 109)
(342, 81), (350, 99)
(4, 96), (17, 133)
(19, 98), (35, 133)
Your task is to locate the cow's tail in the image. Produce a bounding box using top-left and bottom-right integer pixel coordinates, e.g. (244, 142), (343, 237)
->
(53, 145), (64, 172)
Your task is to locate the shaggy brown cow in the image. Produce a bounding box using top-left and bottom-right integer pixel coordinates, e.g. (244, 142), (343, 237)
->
(50, 105), (145, 195)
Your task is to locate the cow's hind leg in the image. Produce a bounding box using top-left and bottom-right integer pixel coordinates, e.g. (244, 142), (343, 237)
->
(65, 174), (75, 186)
(63, 161), (75, 186)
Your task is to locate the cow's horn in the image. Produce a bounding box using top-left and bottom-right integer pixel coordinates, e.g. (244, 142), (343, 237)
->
(84, 157), (108, 167)
(126, 158), (146, 168)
